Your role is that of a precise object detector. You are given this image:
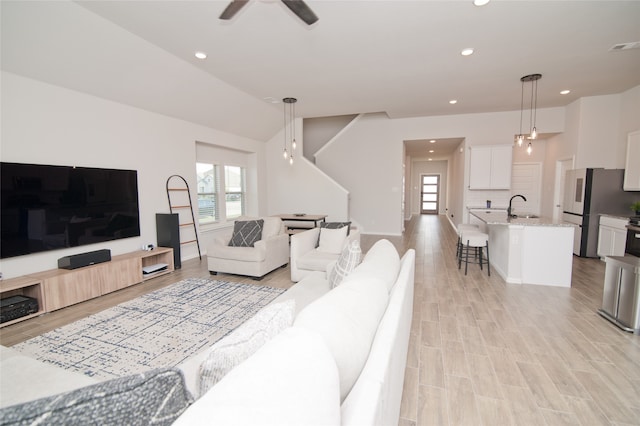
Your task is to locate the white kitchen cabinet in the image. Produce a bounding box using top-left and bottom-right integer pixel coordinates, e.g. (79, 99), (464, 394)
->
(468, 145), (513, 190)
(623, 130), (640, 191)
(598, 215), (628, 260)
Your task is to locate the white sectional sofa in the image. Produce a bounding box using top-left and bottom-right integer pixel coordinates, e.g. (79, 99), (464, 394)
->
(1, 239), (415, 426)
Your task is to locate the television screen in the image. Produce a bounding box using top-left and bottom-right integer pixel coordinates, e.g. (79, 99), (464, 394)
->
(1, 162), (141, 259)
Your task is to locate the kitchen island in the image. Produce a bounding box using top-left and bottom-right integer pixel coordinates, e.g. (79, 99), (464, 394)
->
(469, 210), (576, 287)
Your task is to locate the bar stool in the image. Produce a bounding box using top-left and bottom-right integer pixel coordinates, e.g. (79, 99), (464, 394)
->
(458, 230), (490, 276)
(455, 224), (479, 260)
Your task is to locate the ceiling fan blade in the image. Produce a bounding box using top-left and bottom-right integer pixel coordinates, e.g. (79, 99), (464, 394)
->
(281, 0), (318, 25)
(219, 0), (250, 20)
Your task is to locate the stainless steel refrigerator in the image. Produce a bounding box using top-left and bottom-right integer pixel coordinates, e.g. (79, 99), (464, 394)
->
(562, 168), (637, 257)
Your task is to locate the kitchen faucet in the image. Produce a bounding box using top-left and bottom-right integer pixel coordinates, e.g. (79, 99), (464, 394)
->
(508, 194), (527, 218)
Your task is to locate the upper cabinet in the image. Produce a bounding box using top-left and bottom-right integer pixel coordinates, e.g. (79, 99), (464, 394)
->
(624, 130), (640, 191)
(468, 144), (513, 190)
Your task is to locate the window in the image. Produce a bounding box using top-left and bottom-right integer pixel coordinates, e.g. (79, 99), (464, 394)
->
(224, 165), (245, 219)
(196, 163), (246, 224)
(196, 163), (218, 224)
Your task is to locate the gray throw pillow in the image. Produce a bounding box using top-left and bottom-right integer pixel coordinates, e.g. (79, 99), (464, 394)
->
(228, 219), (264, 247)
(321, 221), (352, 235)
(0, 368), (193, 426)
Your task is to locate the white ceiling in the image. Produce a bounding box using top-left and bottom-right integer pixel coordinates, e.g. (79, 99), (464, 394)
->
(2, 1), (640, 146)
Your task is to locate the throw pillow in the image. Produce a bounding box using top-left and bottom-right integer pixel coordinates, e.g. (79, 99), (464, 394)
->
(228, 219), (264, 247)
(198, 300), (295, 398)
(321, 221), (352, 235)
(0, 368), (193, 426)
(317, 225), (348, 254)
(328, 240), (362, 288)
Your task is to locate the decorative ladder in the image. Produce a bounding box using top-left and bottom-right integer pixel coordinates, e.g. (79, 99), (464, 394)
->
(165, 175), (202, 260)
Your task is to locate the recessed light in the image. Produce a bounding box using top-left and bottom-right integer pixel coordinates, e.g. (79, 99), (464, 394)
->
(473, 0), (490, 6)
(449, 100), (458, 104)
(560, 89), (571, 95)
(430, 140), (436, 143)
(429, 150), (434, 153)
(428, 158), (433, 161)
(195, 51), (207, 59)
(461, 48), (474, 56)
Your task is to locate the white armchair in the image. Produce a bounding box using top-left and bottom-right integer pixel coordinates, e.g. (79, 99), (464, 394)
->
(290, 225), (360, 282)
(207, 216), (289, 280)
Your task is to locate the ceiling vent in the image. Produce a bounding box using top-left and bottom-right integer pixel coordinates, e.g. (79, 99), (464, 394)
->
(609, 41), (640, 51)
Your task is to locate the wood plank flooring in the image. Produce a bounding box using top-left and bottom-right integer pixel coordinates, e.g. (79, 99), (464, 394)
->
(2, 214), (639, 425)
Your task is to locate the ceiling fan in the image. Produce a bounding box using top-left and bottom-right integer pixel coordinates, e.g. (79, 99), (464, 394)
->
(219, 0), (319, 25)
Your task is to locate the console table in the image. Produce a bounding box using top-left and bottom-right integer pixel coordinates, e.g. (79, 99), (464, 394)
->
(274, 214), (327, 235)
(0, 247), (174, 327)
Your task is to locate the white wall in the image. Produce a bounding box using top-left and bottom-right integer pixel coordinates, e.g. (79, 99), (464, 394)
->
(302, 115), (357, 161)
(315, 108), (566, 234)
(316, 113), (404, 235)
(265, 118), (350, 222)
(0, 72), (266, 279)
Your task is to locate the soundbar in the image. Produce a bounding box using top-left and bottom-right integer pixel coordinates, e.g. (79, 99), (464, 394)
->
(58, 249), (111, 270)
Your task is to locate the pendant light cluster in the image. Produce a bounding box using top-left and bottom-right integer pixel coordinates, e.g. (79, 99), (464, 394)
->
(282, 97), (297, 165)
(515, 73), (542, 155)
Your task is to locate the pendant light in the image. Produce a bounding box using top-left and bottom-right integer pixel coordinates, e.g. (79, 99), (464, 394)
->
(282, 97), (297, 165)
(515, 74), (542, 155)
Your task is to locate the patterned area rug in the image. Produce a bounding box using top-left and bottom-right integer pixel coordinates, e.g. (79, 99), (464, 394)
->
(13, 278), (284, 380)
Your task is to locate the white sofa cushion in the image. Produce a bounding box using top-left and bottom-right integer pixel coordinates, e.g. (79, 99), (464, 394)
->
(354, 239), (400, 291)
(261, 216), (284, 239)
(198, 300), (295, 398)
(269, 272), (332, 316)
(294, 269), (390, 401)
(208, 244), (266, 262)
(174, 327), (341, 426)
(341, 249), (416, 425)
(0, 345), (99, 408)
(328, 239), (362, 288)
(317, 226), (348, 254)
(296, 249), (338, 272)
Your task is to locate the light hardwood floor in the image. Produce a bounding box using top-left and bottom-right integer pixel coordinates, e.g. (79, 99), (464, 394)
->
(2, 214), (639, 425)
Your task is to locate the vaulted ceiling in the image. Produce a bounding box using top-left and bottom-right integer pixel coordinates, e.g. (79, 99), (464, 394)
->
(2, 1), (639, 142)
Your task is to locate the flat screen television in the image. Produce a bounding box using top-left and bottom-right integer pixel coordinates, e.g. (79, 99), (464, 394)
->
(1, 162), (141, 259)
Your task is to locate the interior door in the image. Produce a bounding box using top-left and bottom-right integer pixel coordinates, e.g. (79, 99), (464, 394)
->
(420, 174), (439, 214)
(555, 159), (573, 221)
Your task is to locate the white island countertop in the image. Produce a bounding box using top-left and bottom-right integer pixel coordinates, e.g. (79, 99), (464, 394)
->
(470, 210), (575, 227)
(469, 211), (575, 287)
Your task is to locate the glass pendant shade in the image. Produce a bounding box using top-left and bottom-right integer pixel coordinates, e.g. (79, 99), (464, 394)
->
(283, 97), (297, 165)
(516, 74), (542, 154)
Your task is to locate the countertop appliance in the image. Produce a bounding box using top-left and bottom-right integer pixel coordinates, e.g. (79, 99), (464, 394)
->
(562, 168), (637, 257)
(626, 217), (640, 258)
